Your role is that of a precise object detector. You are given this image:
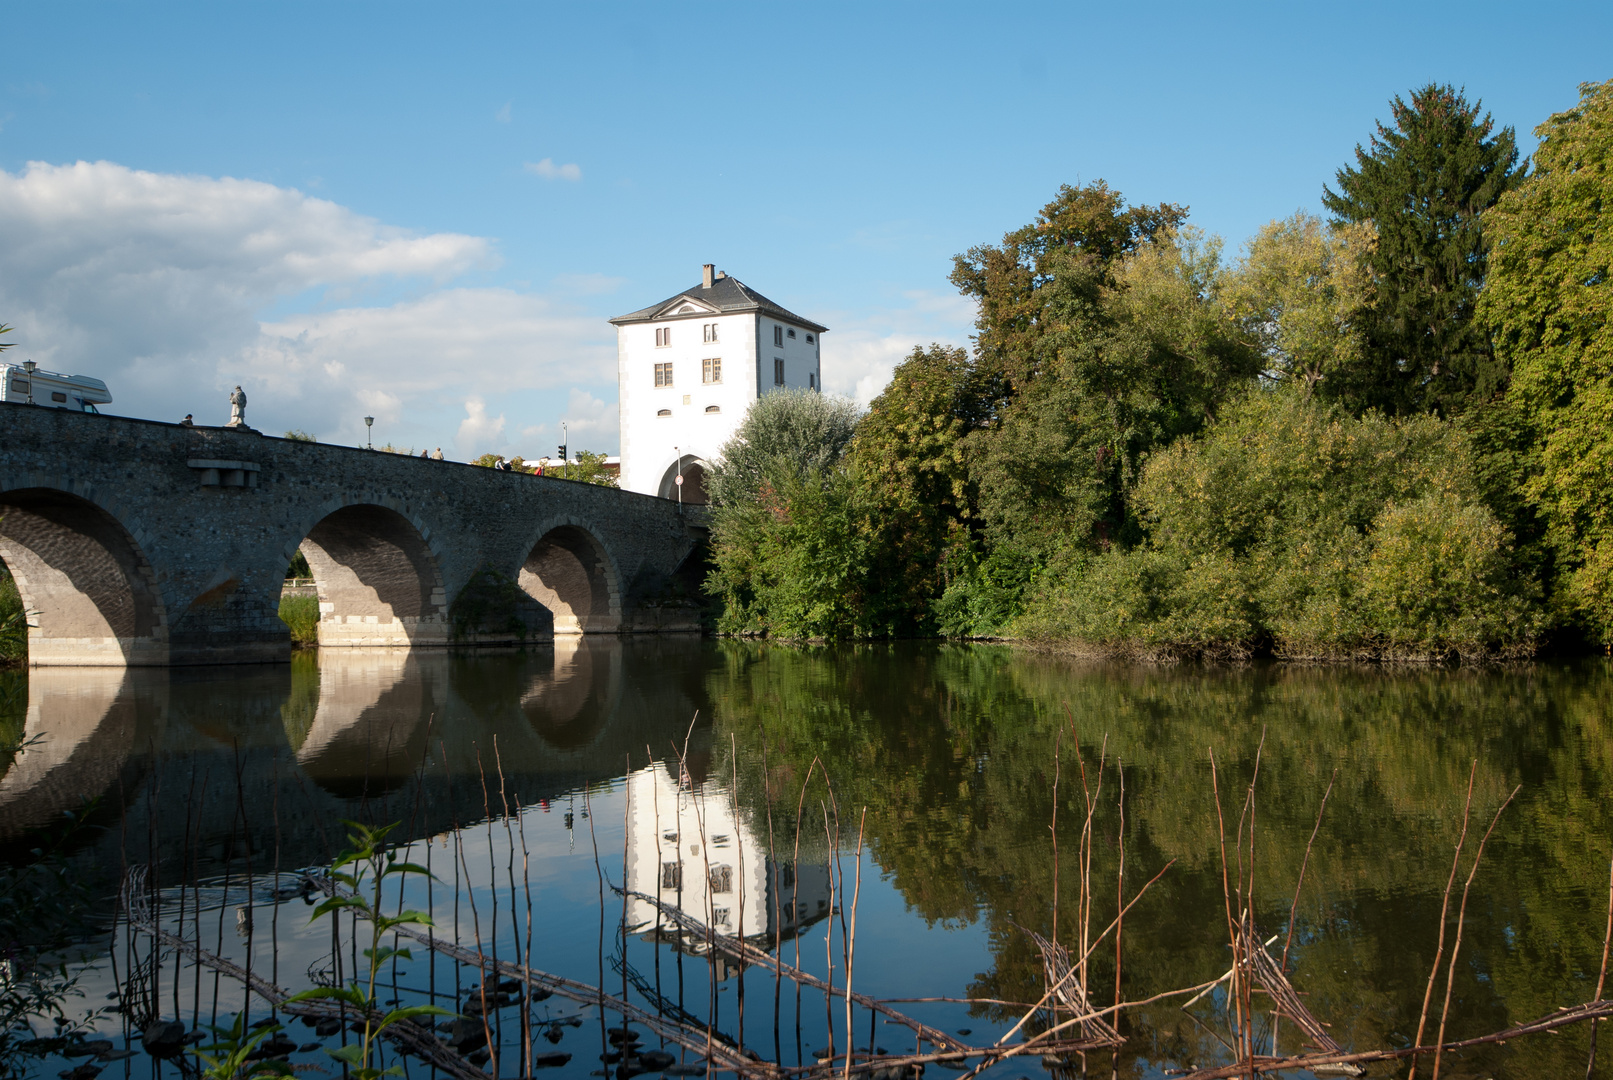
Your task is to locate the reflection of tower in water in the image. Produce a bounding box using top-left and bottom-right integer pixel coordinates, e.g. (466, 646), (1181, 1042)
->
(624, 764), (831, 979)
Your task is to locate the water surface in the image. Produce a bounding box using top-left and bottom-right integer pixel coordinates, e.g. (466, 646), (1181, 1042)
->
(2, 641), (1610, 1079)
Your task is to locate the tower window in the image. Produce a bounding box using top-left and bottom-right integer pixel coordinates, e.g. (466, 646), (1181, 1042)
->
(774, 358), (785, 385)
(654, 362), (673, 387)
(703, 323), (719, 343)
(655, 327), (672, 347)
(806, 334), (814, 343)
(773, 325), (784, 347)
(657, 409), (671, 417)
(809, 373), (815, 390)
(705, 405), (721, 414)
(702, 357), (722, 384)
(787, 328), (796, 339)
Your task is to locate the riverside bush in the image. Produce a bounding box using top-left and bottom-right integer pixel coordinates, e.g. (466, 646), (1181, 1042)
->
(709, 468), (882, 640)
(1014, 390), (1544, 660)
(0, 570), (25, 665)
(278, 594), (320, 645)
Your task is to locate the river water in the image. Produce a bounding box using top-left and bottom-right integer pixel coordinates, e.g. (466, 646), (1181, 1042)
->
(1, 640), (1610, 1079)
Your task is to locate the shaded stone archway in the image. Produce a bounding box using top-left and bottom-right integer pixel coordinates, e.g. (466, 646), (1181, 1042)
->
(299, 505), (449, 647)
(518, 524), (622, 634)
(0, 489), (169, 666)
(657, 456), (709, 505)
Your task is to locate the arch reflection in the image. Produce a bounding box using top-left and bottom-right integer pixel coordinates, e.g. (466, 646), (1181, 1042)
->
(0, 668), (158, 840)
(294, 649), (445, 797)
(520, 636), (623, 750)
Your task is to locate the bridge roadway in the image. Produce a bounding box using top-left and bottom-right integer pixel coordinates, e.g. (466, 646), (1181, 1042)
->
(0, 406), (707, 665)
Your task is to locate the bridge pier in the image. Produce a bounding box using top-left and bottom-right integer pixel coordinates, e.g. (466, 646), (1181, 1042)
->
(1, 406), (706, 666)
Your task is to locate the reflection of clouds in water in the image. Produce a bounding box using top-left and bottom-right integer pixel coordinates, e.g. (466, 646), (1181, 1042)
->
(520, 637), (622, 750)
(295, 649), (441, 797)
(0, 668), (151, 840)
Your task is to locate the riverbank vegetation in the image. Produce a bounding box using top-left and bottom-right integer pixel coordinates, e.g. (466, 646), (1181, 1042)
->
(277, 594), (319, 645)
(0, 568), (24, 666)
(707, 80), (1613, 660)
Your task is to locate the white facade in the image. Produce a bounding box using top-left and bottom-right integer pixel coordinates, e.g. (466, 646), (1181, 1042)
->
(613, 267), (827, 502)
(623, 763), (832, 975)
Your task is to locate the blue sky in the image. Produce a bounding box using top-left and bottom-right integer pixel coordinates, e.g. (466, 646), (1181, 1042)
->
(2, 1), (1607, 456)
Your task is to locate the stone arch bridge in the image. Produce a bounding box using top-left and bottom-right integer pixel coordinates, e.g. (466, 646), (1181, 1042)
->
(0, 407), (708, 666)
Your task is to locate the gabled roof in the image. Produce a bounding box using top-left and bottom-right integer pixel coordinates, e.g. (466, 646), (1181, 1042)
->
(610, 275), (828, 334)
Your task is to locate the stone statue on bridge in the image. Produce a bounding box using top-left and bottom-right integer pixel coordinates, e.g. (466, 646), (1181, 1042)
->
(226, 385), (249, 429)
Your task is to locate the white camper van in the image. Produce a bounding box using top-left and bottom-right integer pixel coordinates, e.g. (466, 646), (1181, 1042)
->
(1, 364), (112, 413)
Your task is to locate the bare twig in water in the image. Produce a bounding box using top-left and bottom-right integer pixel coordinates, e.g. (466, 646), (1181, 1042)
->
(1282, 768), (1336, 975)
(1590, 854), (1613, 1080)
(1432, 784), (1520, 1080)
(1409, 761), (1477, 1080)
(1209, 750), (1244, 1066)
(843, 807), (866, 1080)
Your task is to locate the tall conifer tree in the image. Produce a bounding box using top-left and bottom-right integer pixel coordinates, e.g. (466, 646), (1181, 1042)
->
(1323, 84), (1524, 415)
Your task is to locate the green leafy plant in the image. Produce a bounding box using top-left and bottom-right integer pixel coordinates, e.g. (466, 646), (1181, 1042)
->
(191, 1014), (293, 1080)
(288, 822), (453, 1080)
(277, 595), (320, 645)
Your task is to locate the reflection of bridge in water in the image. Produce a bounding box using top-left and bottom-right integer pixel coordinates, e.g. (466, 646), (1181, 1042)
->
(0, 640), (753, 883)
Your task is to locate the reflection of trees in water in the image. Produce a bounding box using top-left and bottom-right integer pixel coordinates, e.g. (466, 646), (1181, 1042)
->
(707, 643), (1613, 1076)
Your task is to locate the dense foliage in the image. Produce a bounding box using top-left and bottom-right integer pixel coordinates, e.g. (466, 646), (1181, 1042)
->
(1480, 80), (1613, 642)
(703, 79), (1612, 659)
(1015, 389), (1542, 660)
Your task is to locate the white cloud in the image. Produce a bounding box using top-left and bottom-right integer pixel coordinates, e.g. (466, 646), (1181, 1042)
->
(456, 398), (505, 457)
(0, 159), (617, 453)
(525, 158), (581, 182)
(249, 287), (615, 444)
(559, 387), (618, 446)
(496, 102), (512, 123)
(820, 290), (976, 404)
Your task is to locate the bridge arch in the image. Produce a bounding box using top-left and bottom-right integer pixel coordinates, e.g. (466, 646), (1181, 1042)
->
(0, 485), (169, 666)
(517, 516), (624, 634)
(292, 501), (450, 647)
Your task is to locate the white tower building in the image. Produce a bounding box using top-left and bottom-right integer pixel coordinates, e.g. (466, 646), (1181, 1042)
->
(611, 265), (828, 503)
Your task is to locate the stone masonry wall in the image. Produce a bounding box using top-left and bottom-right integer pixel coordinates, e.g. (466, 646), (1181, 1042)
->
(0, 406), (706, 664)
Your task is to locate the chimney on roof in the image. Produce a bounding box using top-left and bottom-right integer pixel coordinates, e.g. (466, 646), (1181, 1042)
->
(702, 264), (714, 289)
(716, 269), (726, 279)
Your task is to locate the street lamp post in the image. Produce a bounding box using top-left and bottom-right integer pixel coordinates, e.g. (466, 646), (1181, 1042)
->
(364, 416), (374, 449)
(21, 360), (36, 405)
(674, 445), (683, 506)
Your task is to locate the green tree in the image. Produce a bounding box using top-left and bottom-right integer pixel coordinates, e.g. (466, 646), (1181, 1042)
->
(551, 449), (619, 486)
(707, 466), (879, 639)
(847, 344), (983, 626)
(1479, 79), (1613, 639)
(1222, 212), (1378, 390)
(705, 388), (862, 507)
(969, 227), (1260, 563)
(950, 181), (1186, 396)
(283, 429), (316, 442)
(1323, 84), (1525, 415)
